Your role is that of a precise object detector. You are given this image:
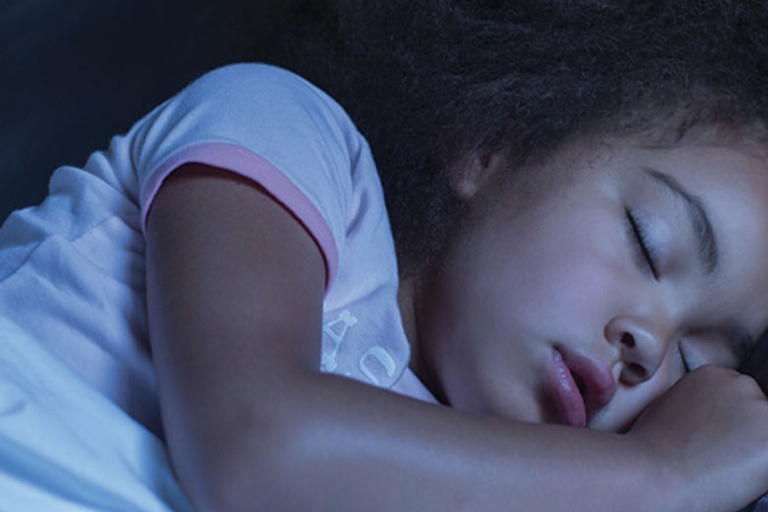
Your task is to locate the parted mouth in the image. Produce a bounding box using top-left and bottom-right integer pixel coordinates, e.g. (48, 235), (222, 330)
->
(549, 347), (616, 427)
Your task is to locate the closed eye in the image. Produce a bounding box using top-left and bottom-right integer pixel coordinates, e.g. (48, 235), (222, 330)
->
(626, 209), (659, 280)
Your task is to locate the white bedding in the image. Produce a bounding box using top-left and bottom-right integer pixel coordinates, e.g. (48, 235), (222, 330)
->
(0, 316), (193, 511)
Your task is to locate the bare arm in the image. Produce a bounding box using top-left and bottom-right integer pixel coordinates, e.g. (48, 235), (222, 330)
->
(145, 164), (768, 512)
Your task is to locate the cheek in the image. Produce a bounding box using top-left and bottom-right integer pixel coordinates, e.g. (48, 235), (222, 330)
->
(503, 241), (624, 333)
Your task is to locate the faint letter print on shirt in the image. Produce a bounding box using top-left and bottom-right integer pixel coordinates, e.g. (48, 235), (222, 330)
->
(359, 346), (396, 385)
(322, 310), (358, 372)
(322, 309), (398, 386)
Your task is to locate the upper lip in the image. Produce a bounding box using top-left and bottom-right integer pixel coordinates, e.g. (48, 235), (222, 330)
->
(558, 347), (616, 419)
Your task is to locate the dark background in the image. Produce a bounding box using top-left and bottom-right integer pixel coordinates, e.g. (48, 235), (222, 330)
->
(0, 0), (293, 219)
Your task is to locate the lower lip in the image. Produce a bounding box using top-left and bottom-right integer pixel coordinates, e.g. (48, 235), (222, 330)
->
(548, 348), (587, 428)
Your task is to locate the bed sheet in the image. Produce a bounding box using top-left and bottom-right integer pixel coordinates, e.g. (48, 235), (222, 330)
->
(0, 315), (194, 511)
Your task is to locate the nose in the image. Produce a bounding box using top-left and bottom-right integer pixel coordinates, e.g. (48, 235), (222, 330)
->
(605, 316), (672, 385)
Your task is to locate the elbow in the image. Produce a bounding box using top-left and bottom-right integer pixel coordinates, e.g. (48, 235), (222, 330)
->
(172, 412), (320, 512)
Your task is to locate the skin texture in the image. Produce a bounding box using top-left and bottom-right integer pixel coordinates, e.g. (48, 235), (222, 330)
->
(145, 137), (768, 512)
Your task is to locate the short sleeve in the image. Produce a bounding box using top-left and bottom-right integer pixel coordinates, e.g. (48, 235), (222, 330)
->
(130, 64), (364, 285)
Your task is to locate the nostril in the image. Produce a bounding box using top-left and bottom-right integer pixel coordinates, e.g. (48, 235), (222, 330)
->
(621, 332), (636, 348)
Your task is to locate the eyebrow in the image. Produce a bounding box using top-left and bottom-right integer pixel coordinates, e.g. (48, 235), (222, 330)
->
(642, 167), (719, 275)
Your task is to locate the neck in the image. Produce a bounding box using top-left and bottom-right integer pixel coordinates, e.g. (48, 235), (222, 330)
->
(397, 275), (419, 359)
(397, 272), (439, 398)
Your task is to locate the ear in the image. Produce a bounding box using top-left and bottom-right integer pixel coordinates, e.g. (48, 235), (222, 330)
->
(449, 150), (507, 200)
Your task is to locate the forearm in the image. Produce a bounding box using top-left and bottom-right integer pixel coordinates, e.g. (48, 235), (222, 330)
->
(171, 368), (667, 512)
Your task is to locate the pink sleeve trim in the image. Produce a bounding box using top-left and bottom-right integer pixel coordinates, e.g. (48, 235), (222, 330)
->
(140, 142), (339, 288)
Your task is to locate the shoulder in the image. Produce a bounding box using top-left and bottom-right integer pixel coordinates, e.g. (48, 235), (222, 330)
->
(188, 63), (308, 95)
(130, 62), (369, 212)
(147, 62), (364, 163)
(182, 63), (352, 124)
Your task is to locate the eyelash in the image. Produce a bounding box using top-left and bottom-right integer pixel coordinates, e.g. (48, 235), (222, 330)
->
(626, 209), (659, 279)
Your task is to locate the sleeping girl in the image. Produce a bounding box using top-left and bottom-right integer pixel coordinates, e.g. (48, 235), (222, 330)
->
(2, 1), (768, 511)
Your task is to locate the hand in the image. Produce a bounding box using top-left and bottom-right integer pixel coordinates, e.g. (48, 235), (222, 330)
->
(627, 366), (768, 512)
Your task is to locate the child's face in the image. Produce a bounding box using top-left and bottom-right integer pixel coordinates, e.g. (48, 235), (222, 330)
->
(411, 136), (768, 432)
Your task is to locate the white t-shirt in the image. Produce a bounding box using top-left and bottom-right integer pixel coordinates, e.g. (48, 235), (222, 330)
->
(0, 63), (435, 436)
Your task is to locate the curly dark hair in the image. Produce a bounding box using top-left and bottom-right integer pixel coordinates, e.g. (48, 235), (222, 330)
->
(264, 0), (768, 275)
